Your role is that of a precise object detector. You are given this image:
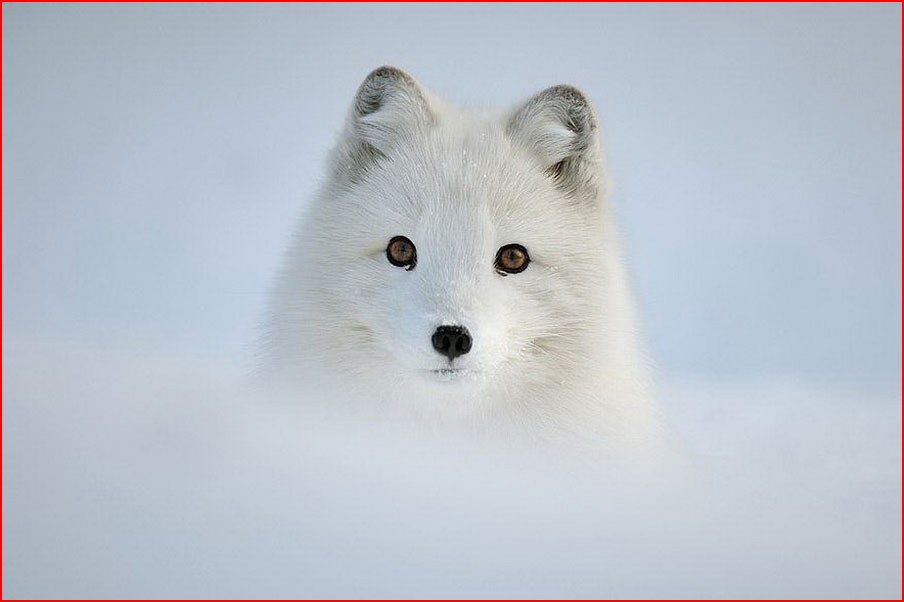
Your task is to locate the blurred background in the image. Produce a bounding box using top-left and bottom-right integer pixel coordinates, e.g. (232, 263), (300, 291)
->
(3, 3), (901, 598)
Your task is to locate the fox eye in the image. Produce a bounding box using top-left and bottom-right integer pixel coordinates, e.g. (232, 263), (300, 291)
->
(387, 236), (417, 270)
(495, 243), (530, 275)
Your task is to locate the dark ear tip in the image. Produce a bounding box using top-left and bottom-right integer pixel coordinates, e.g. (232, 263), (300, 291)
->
(541, 84), (590, 105)
(365, 65), (412, 82)
(355, 66), (418, 116)
(533, 84), (596, 134)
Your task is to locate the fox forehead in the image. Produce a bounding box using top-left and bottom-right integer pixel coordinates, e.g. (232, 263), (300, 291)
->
(343, 135), (578, 253)
(360, 119), (545, 211)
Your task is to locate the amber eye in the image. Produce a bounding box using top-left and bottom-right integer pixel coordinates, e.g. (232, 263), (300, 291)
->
(387, 235), (417, 270)
(495, 243), (530, 274)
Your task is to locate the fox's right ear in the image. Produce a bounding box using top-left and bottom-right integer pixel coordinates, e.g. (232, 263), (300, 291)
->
(333, 66), (434, 180)
(507, 85), (604, 198)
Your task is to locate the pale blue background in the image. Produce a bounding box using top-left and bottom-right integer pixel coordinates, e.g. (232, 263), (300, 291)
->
(3, 3), (901, 387)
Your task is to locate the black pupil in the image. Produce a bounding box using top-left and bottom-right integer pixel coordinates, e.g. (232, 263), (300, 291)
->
(396, 242), (409, 258)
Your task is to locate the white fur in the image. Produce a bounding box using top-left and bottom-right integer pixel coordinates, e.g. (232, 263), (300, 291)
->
(263, 67), (665, 450)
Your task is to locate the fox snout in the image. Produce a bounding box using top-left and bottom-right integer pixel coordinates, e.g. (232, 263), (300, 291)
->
(431, 325), (472, 360)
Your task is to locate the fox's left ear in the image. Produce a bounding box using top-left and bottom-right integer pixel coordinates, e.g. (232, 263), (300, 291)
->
(332, 66), (435, 182)
(351, 66), (434, 152)
(507, 85), (604, 197)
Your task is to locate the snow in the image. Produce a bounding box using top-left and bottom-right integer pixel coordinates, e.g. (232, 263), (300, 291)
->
(2, 336), (899, 598)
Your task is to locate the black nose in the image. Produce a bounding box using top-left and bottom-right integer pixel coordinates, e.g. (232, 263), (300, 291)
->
(432, 325), (472, 360)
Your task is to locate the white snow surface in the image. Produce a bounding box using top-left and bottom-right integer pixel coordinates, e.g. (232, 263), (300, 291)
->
(2, 335), (900, 598)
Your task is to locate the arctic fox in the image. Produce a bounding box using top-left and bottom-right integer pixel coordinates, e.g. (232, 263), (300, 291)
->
(265, 67), (663, 449)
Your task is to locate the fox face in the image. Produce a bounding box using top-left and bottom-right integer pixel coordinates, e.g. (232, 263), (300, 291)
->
(272, 67), (638, 416)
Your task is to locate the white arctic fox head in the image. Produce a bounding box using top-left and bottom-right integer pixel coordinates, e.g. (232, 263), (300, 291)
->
(267, 67), (659, 442)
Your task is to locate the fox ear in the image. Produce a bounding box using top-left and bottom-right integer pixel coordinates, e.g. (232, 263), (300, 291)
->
(351, 66), (433, 153)
(333, 66), (434, 181)
(507, 85), (603, 196)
